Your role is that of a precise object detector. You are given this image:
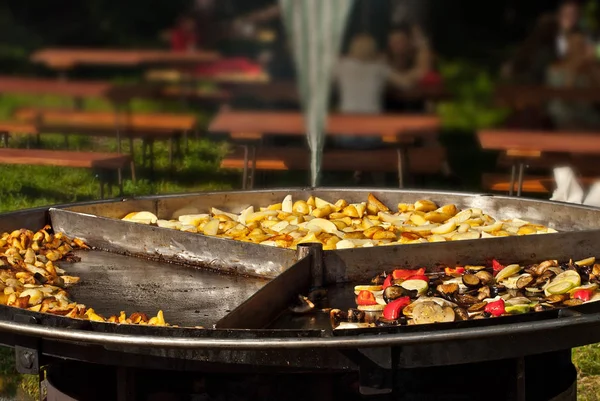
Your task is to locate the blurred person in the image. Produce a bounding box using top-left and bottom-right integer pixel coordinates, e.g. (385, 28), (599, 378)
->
(332, 33), (423, 185)
(386, 24), (434, 89)
(547, 30), (600, 129)
(556, 0), (585, 57)
(334, 33), (416, 131)
(502, 14), (559, 84)
(168, 15), (199, 52)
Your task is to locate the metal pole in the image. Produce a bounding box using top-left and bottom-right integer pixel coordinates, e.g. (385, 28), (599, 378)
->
(509, 164), (516, 196)
(296, 243), (324, 288)
(517, 163), (525, 197)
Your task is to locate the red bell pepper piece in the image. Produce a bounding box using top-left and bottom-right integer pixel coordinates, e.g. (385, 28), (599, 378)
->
(406, 274), (429, 282)
(484, 299), (505, 317)
(383, 296), (411, 320)
(356, 290), (377, 306)
(382, 275), (393, 290)
(444, 267), (465, 277)
(393, 268), (425, 280)
(572, 289), (593, 302)
(492, 260), (504, 276)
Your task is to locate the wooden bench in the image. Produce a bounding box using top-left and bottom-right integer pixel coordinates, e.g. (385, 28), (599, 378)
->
(210, 109), (443, 188)
(31, 48), (220, 72)
(221, 146), (447, 189)
(0, 122), (37, 147)
(0, 148), (134, 198)
(14, 108), (198, 168)
(483, 173), (600, 195)
(478, 129), (600, 196)
(482, 173), (554, 194)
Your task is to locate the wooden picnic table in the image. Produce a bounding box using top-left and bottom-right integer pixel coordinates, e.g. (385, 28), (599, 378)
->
(0, 76), (159, 105)
(209, 110), (441, 188)
(478, 129), (600, 196)
(495, 85), (600, 109)
(15, 108), (197, 168)
(31, 48), (220, 72)
(210, 110), (439, 138)
(0, 148), (133, 198)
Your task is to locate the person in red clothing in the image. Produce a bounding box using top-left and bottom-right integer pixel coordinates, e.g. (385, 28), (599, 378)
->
(169, 15), (199, 52)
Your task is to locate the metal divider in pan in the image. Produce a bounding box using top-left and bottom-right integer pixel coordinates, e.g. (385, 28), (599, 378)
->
(49, 208), (297, 279)
(324, 228), (600, 283)
(215, 252), (312, 329)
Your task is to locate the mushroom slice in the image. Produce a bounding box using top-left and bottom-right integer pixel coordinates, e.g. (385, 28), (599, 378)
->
(289, 295), (315, 314)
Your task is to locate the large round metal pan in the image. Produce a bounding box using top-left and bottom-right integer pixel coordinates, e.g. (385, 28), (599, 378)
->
(1, 189), (600, 370)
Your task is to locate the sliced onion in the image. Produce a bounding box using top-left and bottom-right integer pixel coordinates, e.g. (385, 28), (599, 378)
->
(495, 264), (522, 282)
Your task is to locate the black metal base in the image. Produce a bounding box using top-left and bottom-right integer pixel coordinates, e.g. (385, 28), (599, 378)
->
(42, 351), (577, 401)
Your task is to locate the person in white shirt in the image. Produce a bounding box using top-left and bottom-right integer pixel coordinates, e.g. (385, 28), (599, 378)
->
(332, 33), (423, 185)
(333, 33), (414, 149)
(556, 0), (586, 58)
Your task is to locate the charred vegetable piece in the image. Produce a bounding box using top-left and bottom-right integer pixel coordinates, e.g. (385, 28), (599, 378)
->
(289, 295), (315, 314)
(454, 294), (479, 306)
(468, 302), (487, 313)
(347, 308), (365, 322)
(383, 296), (411, 320)
(546, 294), (568, 304)
(563, 299), (584, 307)
(376, 317), (401, 327)
(454, 307), (469, 321)
(475, 271), (493, 285)
(330, 309), (348, 327)
(516, 274), (535, 289)
(383, 285), (416, 303)
(462, 274), (481, 288)
(437, 283), (459, 295)
(478, 286), (491, 300)
(371, 273), (386, 285)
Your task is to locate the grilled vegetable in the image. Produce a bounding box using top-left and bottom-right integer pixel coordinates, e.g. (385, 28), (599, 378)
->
(401, 279), (429, 295)
(572, 289), (594, 302)
(462, 274), (481, 288)
(484, 299), (506, 317)
(383, 297), (411, 320)
(383, 285), (416, 303)
(356, 290), (378, 306)
(393, 268), (425, 280)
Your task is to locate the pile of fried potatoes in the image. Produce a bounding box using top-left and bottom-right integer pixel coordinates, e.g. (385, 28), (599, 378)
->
(122, 194), (556, 250)
(0, 226), (167, 326)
